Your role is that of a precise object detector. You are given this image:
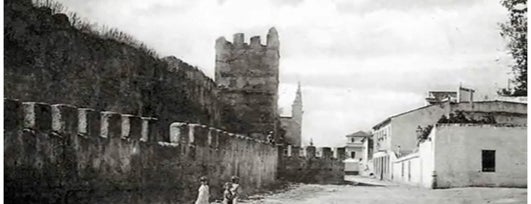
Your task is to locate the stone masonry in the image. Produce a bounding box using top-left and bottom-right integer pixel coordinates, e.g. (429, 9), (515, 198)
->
(215, 28), (280, 140)
(4, 99), (278, 203)
(3, 1), (345, 202)
(277, 145), (346, 184)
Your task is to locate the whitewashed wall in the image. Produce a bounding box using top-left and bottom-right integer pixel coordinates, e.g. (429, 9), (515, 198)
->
(392, 124), (526, 188)
(433, 124), (527, 188)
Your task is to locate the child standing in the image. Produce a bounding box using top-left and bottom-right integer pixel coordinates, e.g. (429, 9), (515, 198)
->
(222, 182), (233, 204)
(195, 176), (209, 204)
(230, 176), (240, 204)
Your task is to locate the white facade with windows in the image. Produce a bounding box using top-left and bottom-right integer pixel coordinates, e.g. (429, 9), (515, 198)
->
(371, 99), (527, 181)
(374, 125), (391, 151)
(344, 131), (371, 175)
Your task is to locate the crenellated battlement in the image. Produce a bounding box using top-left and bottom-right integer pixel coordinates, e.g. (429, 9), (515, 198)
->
(215, 28), (279, 50)
(4, 1), (283, 201)
(6, 99), (157, 143)
(215, 27), (280, 140)
(282, 145), (346, 160)
(169, 122), (269, 149)
(6, 98), (271, 149)
(5, 98), (278, 202)
(278, 144), (346, 184)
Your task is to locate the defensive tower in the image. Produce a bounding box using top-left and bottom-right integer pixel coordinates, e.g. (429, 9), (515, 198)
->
(215, 27), (280, 139)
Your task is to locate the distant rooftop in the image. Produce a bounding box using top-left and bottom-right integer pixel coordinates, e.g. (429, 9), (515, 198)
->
(425, 91), (457, 105)
(346, 131), (371, 138)
(372, 100), (527, 130)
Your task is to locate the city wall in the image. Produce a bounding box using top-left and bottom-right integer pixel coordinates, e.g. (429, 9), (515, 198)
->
(4, 99), (278, 203)
(277, 146), (345, 184)
(4, 0), (250, 139)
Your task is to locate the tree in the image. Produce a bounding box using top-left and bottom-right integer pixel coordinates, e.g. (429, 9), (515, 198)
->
(499, 0), (527, 96)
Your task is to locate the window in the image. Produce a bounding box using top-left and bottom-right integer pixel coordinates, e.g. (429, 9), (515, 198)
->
(351, 138), (355, 143)
(482, 150), (495, 172)
(351, 151), (356, 159)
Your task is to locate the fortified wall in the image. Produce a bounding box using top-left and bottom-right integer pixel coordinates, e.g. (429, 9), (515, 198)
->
(4, 0), (251, 138)
(215, 29), (280, 139)
(4, 99), (278, 203)
(277, 145), (346, 184)
(3, 1), (342, 202)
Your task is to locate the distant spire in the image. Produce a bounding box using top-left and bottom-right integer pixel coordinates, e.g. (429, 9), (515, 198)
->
(292, 82), (303, 118)
(294, 81), (302, 103)
(309, 138), (314, 146)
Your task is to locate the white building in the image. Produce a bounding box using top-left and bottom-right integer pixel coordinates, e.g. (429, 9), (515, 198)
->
(371, 87), (527, 183)
(392, 124), (526, 188)
(344, 131), (372, 175)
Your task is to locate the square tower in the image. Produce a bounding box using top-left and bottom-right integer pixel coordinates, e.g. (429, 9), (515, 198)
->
(215, 28), (280, 140)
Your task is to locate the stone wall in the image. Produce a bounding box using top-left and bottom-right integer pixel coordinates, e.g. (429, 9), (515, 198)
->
(4, 0), (249, 139)
(277, 145), (345, 184)
(4, 99), (278, 203)
(280, 116), (301, 146)
(215, 29), (280, 139)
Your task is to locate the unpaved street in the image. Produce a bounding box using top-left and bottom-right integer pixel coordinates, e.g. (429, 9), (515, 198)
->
(240, 183), (527, 204)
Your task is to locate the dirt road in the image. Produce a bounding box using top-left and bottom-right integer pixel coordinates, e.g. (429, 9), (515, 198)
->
(240, 183), (526, 204)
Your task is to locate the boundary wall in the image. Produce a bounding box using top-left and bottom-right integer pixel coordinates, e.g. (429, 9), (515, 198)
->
(4, 99), (278, 203)
(277, 145), (345, 184)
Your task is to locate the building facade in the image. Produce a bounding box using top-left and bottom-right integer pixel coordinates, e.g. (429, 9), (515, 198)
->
(344, 131), (372, 175)
(345, 131), (371, 161)
(372, 89), (527, 181)
(392, 124), (526, 188)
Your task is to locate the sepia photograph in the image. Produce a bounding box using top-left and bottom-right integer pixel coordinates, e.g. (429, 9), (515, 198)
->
(3, 0), (528, 203)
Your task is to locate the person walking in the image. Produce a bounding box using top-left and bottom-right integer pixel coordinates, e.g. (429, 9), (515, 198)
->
(195, 176), (209, 204)
(222, 182), (233, 204)
(230, 176), (241, 204)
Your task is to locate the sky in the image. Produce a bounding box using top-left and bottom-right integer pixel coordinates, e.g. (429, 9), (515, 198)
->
(56, 0), (515, 147)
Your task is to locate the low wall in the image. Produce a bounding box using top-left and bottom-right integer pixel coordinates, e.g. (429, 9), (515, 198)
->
(358, 160), (374, 177)
(4, 99), (278, 203)
(391, 153), (422, 186)
(344, 160), (360, 175)
(277, 146), (345, 184)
